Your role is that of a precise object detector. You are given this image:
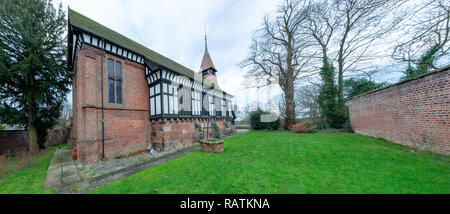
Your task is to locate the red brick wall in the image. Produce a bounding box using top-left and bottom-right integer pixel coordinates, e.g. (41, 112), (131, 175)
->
(149, 118), (232, 152)
(72, 44), (150, 164)
(348, 69), (449, 155)
(0, 130), (29, 156)
(215, 118), (231, 136)
(151, 119), (197, 152)
(45, 127), (70, 147)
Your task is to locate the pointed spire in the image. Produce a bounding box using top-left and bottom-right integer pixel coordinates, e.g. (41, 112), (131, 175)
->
(200, 51), (216, 71)
(200, 25), (216, 72)
(204, 24), (208, 53)
(200, 26), (219, 88)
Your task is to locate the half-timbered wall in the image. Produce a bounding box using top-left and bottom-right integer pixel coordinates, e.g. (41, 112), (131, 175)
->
(144, 66), (233, 120)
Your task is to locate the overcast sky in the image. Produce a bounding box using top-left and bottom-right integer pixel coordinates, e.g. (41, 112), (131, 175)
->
(55, 0), (448, 113)
(55, 0), (284, 110)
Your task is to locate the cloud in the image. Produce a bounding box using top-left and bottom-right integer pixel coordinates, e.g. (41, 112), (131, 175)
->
(58, 0), (449, 114)
(56, 0), (282, 109)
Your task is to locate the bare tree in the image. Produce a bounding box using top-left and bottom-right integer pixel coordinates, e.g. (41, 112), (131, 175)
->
(335, 0), (403, 106)
(241, 0), (317, 130)
(304, 0), (403, 108)
(393, 0), (450, 69)
(295, 84), (321, 123)
(303, 0), (339, 69)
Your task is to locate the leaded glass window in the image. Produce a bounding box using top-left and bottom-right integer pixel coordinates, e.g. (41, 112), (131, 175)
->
(107, 59), (123, 104)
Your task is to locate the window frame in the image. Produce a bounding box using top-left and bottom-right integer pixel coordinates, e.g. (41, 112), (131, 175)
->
(191, 89), (201, 116)
(149, 82), (161, 116)
(160, 77), (179, 116)
(221, 98), (226, 117)
(107, 58), (123, 104)
(208, 93), (215, 116)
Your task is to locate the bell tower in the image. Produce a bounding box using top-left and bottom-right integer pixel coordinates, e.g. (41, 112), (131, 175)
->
(200, 33), (218, 87)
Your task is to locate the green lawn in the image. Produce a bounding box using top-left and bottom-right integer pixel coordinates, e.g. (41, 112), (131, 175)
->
(91, 132), (450, 194)
(0, 146), (56, 194)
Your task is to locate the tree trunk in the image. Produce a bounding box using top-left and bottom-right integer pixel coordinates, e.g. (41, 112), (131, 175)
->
(283, 79), (296, 130)
(27, 96), (39, 154)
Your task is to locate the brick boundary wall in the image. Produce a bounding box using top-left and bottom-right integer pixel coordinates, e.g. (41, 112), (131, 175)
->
(0, 130), (29, 156)
(45, 127), (70, 147)
(348, 67), (449, 155)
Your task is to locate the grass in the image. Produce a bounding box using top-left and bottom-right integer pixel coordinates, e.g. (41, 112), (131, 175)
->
(0, 146), (57, 194)
(91, 132), (450, 194)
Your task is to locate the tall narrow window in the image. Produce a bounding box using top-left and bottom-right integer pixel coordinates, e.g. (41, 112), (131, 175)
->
(174, 86), (178, 114)
(163, 94), (168, 114)
(227, 101), (232, 117)
(150, 97), (155, 115)
(209, 95), (214, 116)
(108, 59), (115, 103)
(150, 86), (155, 116)
(116, 61), (122, 104)
(221, 99), (226, 117)
(192, 90), (201, 116)
(161, 82), (178, 115)
(108, 59), (123, 104)
(156, 96), (161, 114)
(215, 95), (221, 117)
(155, 84), (161, 115)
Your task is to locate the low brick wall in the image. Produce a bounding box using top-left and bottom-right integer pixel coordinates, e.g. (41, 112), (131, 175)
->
(348, 67), (449, 155)
(0, 130), (29, 156)
(45, 127), (70, 147)
(200, 143), (224, 153)
(150, 118), (233, 153)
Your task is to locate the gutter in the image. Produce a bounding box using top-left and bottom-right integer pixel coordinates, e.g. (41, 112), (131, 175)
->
(100, 38), (105, 159)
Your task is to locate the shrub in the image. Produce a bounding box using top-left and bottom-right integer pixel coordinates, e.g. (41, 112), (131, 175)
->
(250, 108), (280, 130)
(235, 124), (251, 129)
(290, 122), (317, 133)
(342, 119), (354, 133)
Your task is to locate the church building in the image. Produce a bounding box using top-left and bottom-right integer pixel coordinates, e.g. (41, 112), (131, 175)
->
(67, 8), (235, 164)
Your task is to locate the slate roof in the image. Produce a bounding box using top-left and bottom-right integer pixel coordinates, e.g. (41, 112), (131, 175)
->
(200, 51), (216, 71)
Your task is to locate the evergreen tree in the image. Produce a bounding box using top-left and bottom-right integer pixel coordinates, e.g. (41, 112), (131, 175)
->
(249, 108), (280, 130)
(318, 63), (339, 129)
(0, 0), (71, 153)
(401, 44), (440, 81)
(401, 64), (417, 81)
(344, 77), (387, 99)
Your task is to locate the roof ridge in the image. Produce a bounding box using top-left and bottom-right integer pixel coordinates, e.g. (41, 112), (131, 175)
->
(68, 8), (196, 77)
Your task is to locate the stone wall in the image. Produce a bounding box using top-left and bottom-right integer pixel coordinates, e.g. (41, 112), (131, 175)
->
(348, 68), (449, 155)
(0, 130), (29, 156)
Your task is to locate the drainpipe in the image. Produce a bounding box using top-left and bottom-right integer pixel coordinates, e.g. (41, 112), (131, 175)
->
(100, 37), (105, 159)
